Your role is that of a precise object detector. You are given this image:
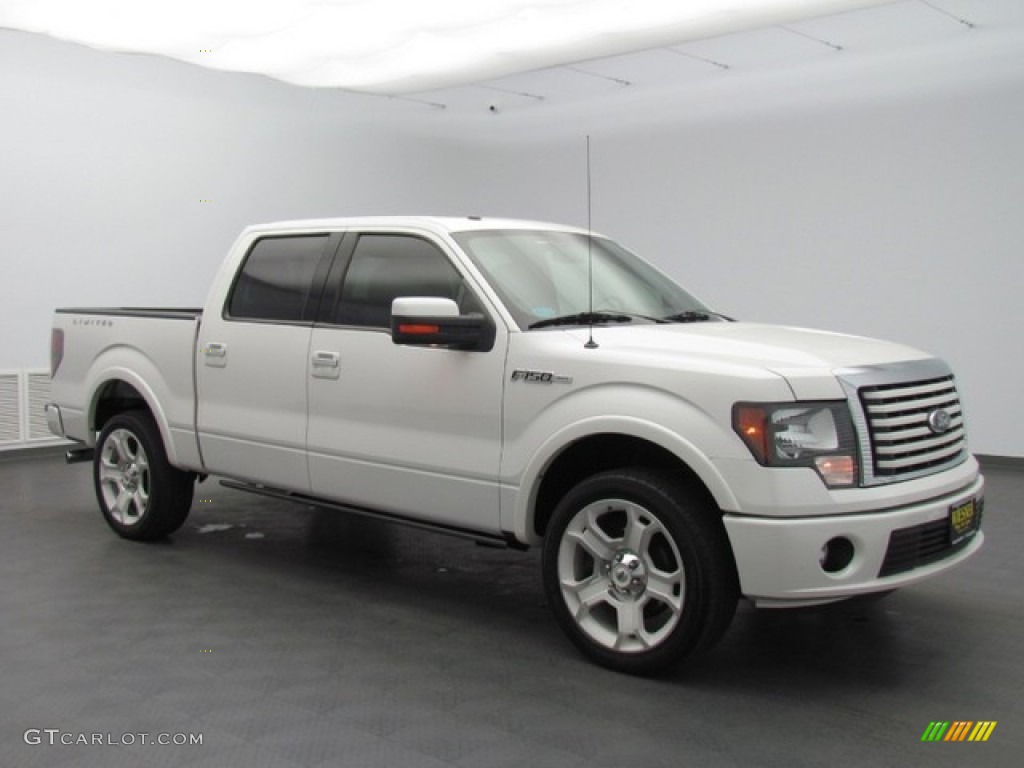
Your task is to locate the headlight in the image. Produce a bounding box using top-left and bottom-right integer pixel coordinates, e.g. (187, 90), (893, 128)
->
(732, 402), (859, 488)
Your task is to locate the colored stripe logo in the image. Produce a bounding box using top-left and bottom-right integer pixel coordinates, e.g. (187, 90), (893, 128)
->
(921, 721), (997, 742)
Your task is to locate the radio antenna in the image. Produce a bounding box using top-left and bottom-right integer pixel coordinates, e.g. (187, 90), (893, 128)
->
(584, 134), (598, 350)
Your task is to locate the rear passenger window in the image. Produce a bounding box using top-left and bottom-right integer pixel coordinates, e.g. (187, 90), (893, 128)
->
(331, 235), (478, 327)
(227, 235), (328, 322)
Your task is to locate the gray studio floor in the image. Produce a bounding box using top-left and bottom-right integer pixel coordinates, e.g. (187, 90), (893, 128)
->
(1, 451), (1020, 768)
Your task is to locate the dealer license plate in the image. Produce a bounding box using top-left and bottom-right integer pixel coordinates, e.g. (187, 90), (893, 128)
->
(949, 498), (980, 546)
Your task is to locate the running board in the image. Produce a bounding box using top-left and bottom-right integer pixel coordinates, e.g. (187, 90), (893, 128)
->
(65, 447), (95, 464)
(219, 479), (526, 551)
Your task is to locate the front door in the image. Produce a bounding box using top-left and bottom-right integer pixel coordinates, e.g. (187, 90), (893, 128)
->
(306, 232), (506, 532)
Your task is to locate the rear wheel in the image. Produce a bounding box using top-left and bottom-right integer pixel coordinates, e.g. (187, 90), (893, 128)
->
(94, 411), (194, 540)
(542, 468), (738, 674)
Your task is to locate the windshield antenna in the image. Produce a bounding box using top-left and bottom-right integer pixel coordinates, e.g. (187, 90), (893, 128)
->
(584, 135), (598, 350)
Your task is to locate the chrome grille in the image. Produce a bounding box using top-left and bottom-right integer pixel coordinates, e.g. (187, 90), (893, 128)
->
(838, 361), (970, 486)
(859, 374), (966, 482)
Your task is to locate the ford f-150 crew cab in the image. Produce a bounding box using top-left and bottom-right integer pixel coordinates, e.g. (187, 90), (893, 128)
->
(46, 216), (984, 673)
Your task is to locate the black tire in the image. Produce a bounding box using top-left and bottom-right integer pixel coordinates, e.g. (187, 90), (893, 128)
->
(93, 411), (194, 541)
(542, 468), (738, 675)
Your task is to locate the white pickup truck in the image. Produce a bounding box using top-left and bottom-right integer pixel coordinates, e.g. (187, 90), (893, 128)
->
(47, 216), (984, 673)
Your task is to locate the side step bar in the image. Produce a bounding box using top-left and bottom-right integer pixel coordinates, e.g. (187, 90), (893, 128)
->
(65, 447), (95, 464)
(219, 479), (527, 551)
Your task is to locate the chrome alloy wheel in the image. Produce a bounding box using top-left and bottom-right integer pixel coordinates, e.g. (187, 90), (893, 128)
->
(98, 428), (151, 527)
(557, 499), (685, 653)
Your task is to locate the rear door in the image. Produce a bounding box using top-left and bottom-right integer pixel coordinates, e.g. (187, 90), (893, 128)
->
(196, 233), (337, 491)
(306, 231), (506, 532)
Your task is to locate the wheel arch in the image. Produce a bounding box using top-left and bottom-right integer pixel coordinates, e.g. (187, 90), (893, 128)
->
(92, 378), (149, 430)
(517, 421), (740, 546)
(88, 372), (177, 464)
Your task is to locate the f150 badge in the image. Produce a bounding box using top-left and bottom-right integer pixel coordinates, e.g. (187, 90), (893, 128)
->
(511, 369), (573, 385)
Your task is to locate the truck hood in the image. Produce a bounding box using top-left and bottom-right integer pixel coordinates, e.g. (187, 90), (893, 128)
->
(564, 322), (932, 397)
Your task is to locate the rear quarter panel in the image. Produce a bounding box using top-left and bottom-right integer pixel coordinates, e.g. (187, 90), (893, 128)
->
(51, 312), (202, 470)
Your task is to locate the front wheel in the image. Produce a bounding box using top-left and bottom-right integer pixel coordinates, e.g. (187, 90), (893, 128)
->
(94, 411), (194, 540)
(542, 468), (738, 675)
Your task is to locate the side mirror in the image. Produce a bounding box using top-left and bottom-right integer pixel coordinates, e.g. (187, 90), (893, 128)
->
(390, 297), (494, 351)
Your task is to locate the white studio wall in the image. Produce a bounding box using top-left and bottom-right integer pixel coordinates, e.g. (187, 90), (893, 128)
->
(0, 29), (476, 372)
(1, 22), (1021, 457)
(426, 25), (1024, 459)
(602, 97), (1023, 460)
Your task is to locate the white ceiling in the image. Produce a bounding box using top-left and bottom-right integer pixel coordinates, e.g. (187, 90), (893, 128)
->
(412, 0), (1024, 115)
(0, 0), (897, 92)
(1, 0), (1022, 116)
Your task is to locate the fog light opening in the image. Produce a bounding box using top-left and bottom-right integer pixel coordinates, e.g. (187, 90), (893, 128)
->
(819, 537), (855, 574)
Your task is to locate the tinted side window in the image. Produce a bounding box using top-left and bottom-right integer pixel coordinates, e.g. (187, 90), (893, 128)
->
(332, 235), (477, 327)
(227, 235), (328, 322)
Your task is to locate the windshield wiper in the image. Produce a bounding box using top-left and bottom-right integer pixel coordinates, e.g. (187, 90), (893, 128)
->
(662, 310), (735, 323)
(600, 310), (669, 324)
(528, 311), (634, 330)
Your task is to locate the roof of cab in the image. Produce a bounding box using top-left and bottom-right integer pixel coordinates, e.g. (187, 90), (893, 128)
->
(242, 216), (590, 237)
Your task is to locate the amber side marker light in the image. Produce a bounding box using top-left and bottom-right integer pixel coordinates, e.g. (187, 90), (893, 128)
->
(734, 405), (769, 464)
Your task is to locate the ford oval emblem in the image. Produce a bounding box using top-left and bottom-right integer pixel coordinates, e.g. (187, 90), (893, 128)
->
(927, 408), (952, 434)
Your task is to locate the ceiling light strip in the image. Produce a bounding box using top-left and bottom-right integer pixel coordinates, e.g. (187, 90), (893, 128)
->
(476, 84), (546, 101)
(562, 65), (631, 86)
(386, 94), (448, 110)
(665, 48), (731, 71)
(917, 1), (975, 29)
(779, 25), (843, 51)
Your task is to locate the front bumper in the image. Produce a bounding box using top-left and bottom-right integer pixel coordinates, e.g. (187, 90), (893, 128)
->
(723, 474), (985, 607)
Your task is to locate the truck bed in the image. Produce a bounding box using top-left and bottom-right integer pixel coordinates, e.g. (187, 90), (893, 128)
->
(51, 306), (204, 471)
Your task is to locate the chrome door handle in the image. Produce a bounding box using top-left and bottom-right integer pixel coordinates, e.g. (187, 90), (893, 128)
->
(311, 350), (340, 379)
(203, 342), (227, 367)
(312, 351), (339, 368)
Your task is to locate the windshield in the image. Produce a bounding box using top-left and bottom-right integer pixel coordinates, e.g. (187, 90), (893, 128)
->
(452, 229), (710, 330)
